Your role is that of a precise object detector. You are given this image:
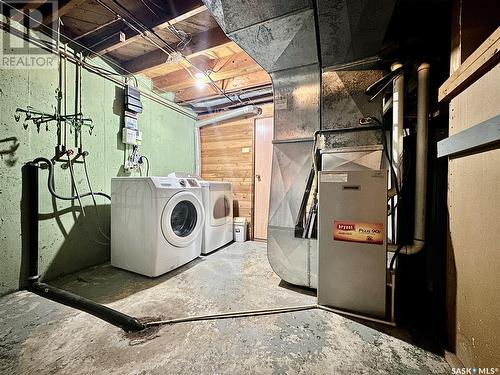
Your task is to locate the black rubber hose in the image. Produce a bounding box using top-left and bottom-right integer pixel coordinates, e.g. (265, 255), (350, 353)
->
(25, 160), (143, 333)
(29, 282), (145, 332)
(32, 157), (111, 201)
(389, 244), (404, 271)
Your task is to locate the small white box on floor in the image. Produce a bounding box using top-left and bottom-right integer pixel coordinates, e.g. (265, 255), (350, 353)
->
(233, 217), (247, 242)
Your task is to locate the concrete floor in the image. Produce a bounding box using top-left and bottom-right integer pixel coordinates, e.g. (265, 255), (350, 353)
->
(0, 241), (450, 374)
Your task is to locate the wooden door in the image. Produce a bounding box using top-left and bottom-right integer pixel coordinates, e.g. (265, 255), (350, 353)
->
(254, 117), (274, 240)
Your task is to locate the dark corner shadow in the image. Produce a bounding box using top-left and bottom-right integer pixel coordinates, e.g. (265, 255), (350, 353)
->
(50, 256), (206, 305)
(278, 279), (317, 297)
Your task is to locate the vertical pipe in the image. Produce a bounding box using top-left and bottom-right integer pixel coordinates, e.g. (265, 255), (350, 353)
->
(63, 44), (67, 149)
(391, 62), (404, 245)
(26, 162), (39, 282)
(403, 62), (429, 255)
(413, 63), (430, 243)
(194, 126), (201, 176)
(23, 159), (145, 332)
(56, 19), (62, 148)
(391, 62), (404, 189)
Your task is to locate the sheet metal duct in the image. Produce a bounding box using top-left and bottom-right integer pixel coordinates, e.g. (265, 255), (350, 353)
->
(203, 0), (395, 288)
(317, 0), (396, 67)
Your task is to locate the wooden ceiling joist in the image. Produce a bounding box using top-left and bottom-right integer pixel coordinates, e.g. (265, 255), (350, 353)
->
(90, 5), (208, 56)
(153, 51), (264, 92)
(43, 0), (87, 25)
(123, 26), (230, 74)
(10, 1), (48, 22)
(175, 70), (272, 102)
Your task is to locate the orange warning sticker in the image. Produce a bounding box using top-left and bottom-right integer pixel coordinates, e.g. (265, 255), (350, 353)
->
(333, 220), (384, 245)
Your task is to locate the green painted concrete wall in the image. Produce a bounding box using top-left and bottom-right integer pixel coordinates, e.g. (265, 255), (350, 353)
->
(0, 30), (196, 295)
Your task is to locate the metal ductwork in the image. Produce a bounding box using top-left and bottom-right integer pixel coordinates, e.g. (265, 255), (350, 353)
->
(196, 105), (263, 128)
(186, 86), (273, 113)
(203, 0), (396, 288)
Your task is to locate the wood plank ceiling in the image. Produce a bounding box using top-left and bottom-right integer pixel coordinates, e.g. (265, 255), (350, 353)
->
(6, 0), (271, 104)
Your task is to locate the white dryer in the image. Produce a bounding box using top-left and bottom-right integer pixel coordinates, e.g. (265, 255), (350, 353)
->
(111, 176), (205, 277)
(168, 173), (233, 254)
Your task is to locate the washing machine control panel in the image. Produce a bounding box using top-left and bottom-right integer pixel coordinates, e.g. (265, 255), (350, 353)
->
(187, 178), (199, 187)
(148, 177), (200, 189)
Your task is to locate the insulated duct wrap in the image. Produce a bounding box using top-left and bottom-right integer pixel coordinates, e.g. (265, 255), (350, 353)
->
(203, 0), (395, 288)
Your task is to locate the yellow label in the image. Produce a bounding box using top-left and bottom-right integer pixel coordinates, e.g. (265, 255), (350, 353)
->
(333, 220), (384, 245)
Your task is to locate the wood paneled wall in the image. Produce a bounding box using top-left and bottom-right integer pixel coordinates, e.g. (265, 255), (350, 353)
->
(200, 103), (273, 239)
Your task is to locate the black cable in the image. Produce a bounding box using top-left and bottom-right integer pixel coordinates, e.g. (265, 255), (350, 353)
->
(107, 0), (239, 105)
(33, 157), (111, 201)
(389, 244), (404, 271)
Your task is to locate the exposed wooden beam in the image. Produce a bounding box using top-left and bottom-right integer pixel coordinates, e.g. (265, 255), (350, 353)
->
(43, 0), (87, 25)
(90, 5), (207, 56)
(11, 1), (48, 22)
(439, 27), (500, 102)
(143, 41), (242, 79)
(175, 70), (272, 102)
(123, 26), (230, 74)
(153, 51), (264, 92)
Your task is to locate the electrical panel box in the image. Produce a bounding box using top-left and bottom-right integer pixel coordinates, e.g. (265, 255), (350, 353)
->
(122, 128), (142, 146)
(318, 170), (388, 318)
(125, 84), (143, 113)
(124, 111), (138, 130)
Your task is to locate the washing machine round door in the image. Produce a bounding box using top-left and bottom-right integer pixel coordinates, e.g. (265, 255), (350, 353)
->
(161, 191), (205, 248)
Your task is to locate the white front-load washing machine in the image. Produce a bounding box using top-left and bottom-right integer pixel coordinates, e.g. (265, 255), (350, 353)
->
(168, 172), (233, 254)
(111, 176), (205, 277)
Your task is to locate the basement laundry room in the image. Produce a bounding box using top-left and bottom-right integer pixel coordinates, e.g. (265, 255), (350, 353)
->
(0, 0), (499, 374)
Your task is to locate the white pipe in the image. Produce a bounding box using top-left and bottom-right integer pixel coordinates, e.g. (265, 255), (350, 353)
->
(194, 105), (263, 175)
(403, 63), (430, 255)
(391, 62), (404, 190)
(196, 105), (262, 127)
(317, 305), (396, 326)
(194, 126), (201, 175)
(144, 304), (317, 327)
(391, 62), (404, 245)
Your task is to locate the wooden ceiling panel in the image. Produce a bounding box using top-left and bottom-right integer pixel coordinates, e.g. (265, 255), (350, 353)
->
(174, 70), (271, 102)
(20, 0), (270, 102)
(76, 0), (112, 16)
(152, 51), (263, 92)
(123, 26), (230, 74)
(142, 41), (242, 78)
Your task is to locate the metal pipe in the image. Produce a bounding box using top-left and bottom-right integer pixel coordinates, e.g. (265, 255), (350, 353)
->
(144, 305), (317, 327)
(0, 19), (196, 120)
(23, 160), (145, 332)
(391, 62), (404, 245)
(196, 105), (262, 127)
(316, 305), (396, 326)
(73, 17), (121, 41)
(391, 62), (404, 187)
(403, 62), (430, 255)
(189, 87), (273, 110)
(194, 126), (201, 175)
